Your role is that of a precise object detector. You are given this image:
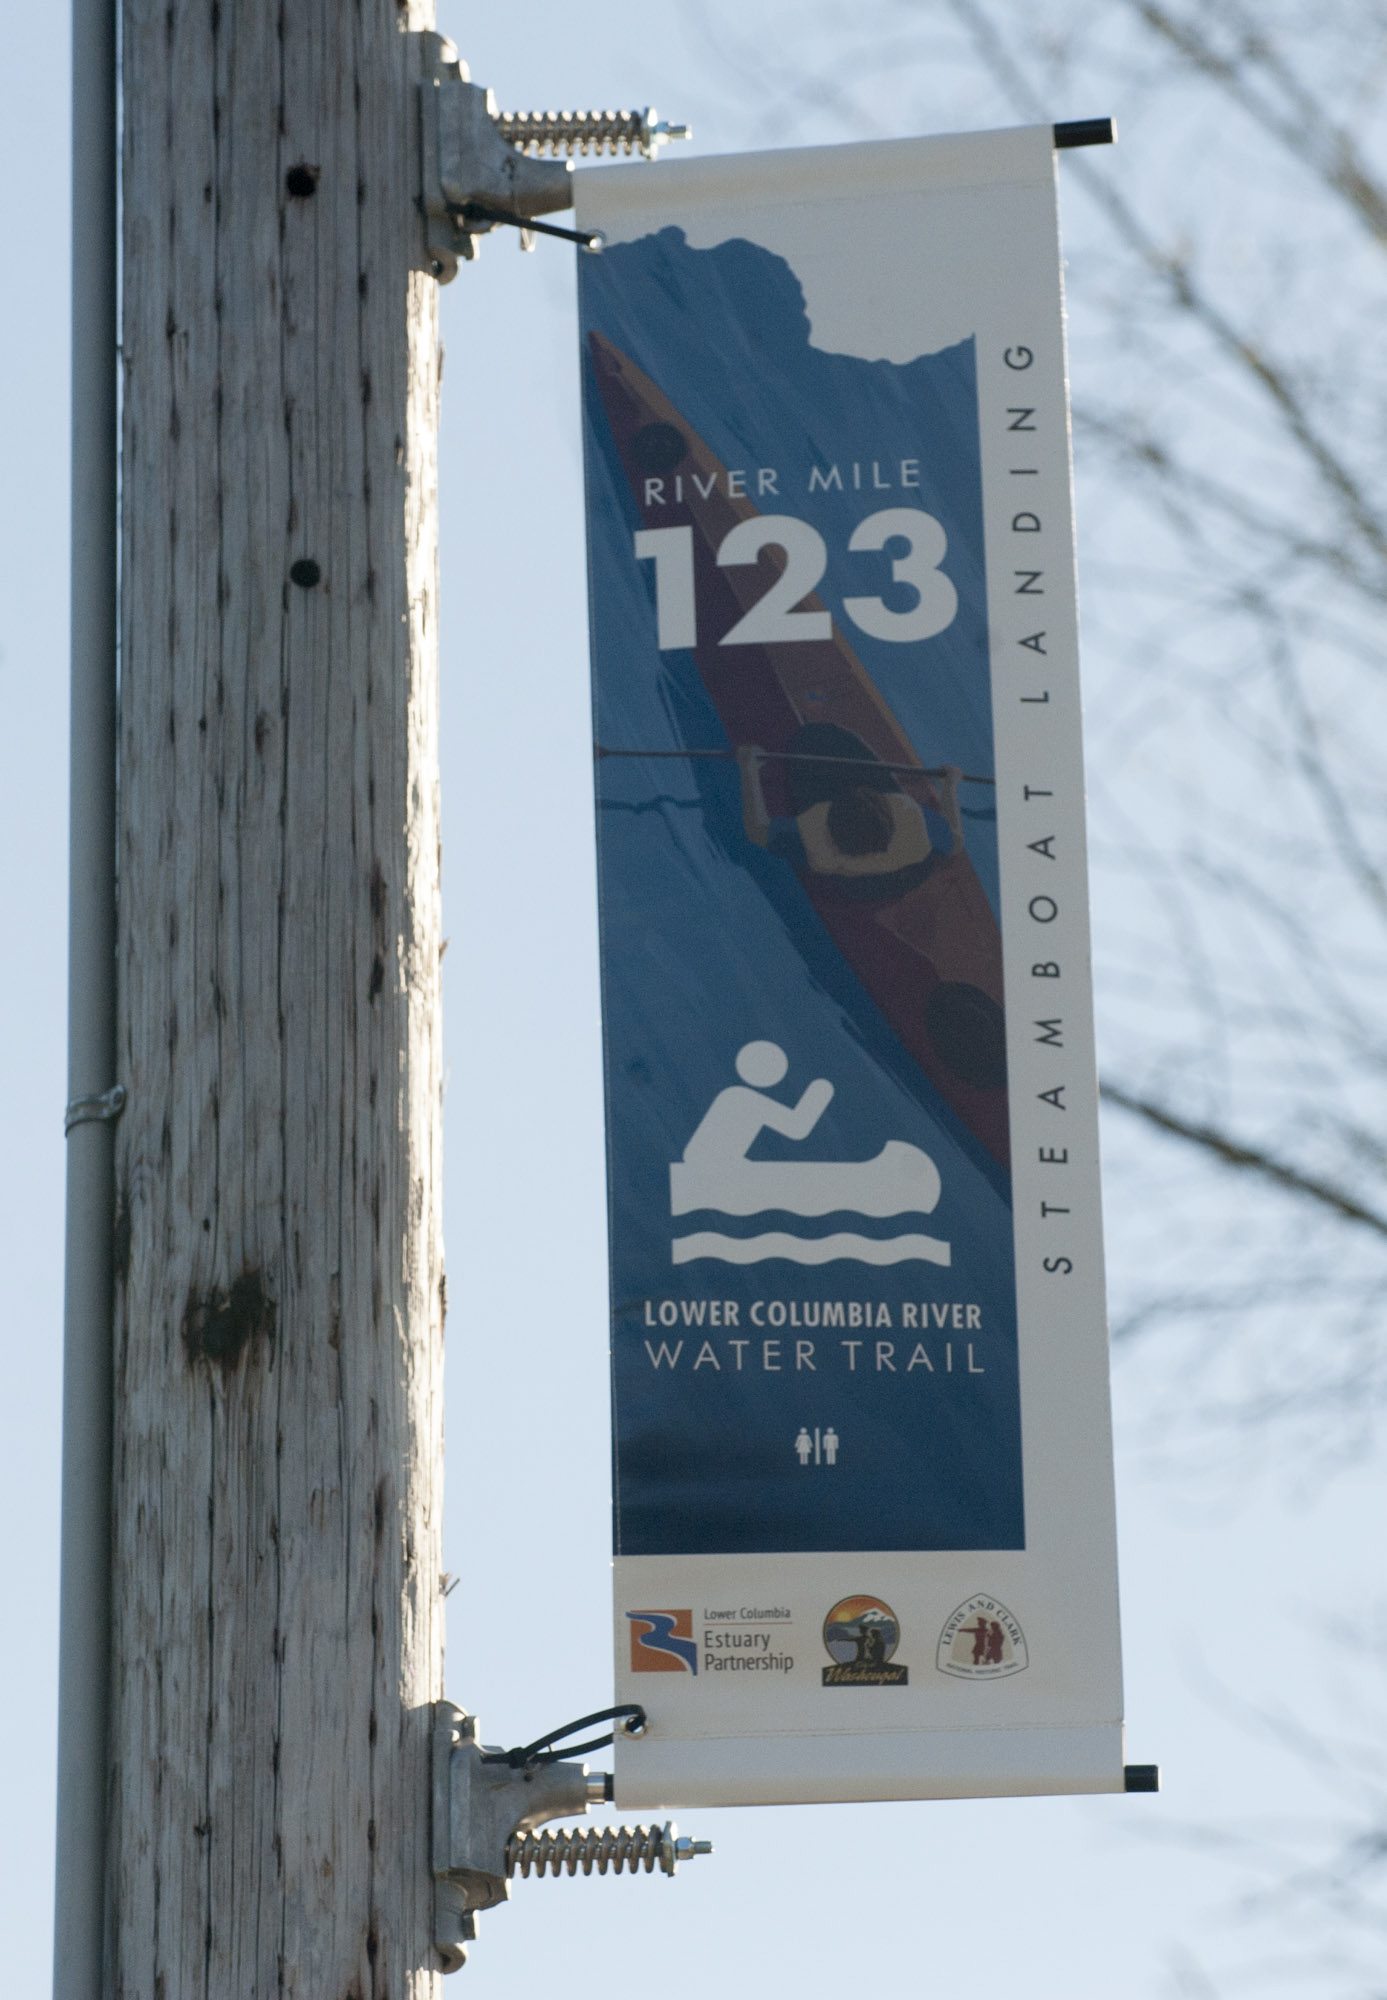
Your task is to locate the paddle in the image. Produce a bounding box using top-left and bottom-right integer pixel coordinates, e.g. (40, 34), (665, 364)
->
(593, 743), (996, 787)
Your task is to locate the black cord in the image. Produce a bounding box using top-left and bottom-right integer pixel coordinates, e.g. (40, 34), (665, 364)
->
(492, 1704), (647, 1769)
(460, 201), (603, 251)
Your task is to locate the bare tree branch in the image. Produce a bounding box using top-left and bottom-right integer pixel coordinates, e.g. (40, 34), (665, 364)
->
(944, 0), (1387, 576)
(1257, 614), (1387, 928)
(1101, 1081), (1387, 1239)
(1132, 0), (1387, 250)
(1073, 406), (1387, 606)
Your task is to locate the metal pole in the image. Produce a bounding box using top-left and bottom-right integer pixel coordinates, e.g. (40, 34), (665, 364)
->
(53, 0), (119, 1992)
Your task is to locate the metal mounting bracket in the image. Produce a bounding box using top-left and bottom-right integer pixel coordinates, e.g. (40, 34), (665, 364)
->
(417, 34), (691, 280)
(432, 1703), (711, 1972)
(433, 1703), (598, 1968)
(419, 37), (574, 281)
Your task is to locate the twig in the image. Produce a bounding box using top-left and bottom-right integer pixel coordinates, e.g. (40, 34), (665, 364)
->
(1101, 1081), (1387, 1239)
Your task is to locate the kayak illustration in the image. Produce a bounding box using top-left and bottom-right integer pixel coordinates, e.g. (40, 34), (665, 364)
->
(588, 329), (1011, 1171)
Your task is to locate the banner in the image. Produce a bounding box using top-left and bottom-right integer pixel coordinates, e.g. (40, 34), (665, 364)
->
(576, 127), (1124, 1808)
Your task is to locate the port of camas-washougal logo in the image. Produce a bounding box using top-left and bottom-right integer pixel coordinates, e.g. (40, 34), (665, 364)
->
(822, 1595), (908, 1686)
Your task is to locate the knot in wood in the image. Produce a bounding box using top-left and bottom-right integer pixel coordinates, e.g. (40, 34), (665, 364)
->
(182, 1268), (276, 1370)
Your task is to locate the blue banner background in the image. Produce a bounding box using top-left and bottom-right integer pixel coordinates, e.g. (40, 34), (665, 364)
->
(580, 227), (1024, 1555)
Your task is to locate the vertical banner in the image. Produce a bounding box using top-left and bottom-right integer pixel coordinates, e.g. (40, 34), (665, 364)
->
(576, 128), (1124, 1807)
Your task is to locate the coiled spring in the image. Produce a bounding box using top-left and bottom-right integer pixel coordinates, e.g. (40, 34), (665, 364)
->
(494, 109), (691, 160)
(506, 1822), (710, 1879)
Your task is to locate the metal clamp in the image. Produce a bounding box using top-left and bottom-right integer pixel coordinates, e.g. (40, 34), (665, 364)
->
(419, 38), (572, 279)
(432, 1703), (711, 1972)
(418, 34), (690, 279)
(64, 1083), (127, 1137)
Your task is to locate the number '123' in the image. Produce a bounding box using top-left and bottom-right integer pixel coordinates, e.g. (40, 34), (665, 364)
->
(635, 507), (958, 650)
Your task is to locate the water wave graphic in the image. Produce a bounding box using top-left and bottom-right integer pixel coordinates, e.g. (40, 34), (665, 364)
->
(671, 1230), (951, 1266)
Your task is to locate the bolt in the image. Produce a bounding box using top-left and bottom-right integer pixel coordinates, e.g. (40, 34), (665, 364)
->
(506, 1820), (712, 1879)
(493, 107), (692, 161)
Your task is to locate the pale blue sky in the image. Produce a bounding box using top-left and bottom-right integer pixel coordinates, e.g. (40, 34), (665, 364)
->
(2, 5), (1379, 1995)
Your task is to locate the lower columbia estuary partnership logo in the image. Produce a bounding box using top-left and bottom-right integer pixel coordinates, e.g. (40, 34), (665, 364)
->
(627, 1609), (699, 1674)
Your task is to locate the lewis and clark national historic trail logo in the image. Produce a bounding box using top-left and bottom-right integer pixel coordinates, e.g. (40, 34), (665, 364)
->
(936, 1595), (1028, 1679)
(822, 1595), (908, 1687)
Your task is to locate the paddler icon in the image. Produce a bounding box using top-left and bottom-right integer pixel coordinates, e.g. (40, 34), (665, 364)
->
(668, 1040), (951, 1268)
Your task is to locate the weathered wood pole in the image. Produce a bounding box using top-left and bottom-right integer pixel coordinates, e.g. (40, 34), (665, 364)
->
(111, 4), (446, 1992)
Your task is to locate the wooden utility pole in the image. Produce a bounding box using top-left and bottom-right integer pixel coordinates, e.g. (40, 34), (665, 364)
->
(111, 3), (446, 1992)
